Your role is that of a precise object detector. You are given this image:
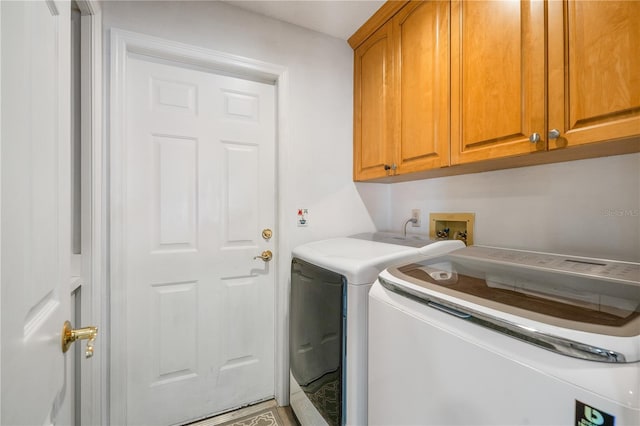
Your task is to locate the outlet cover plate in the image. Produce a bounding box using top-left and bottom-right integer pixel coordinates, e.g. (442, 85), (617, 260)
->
(411, 209), (421, 227)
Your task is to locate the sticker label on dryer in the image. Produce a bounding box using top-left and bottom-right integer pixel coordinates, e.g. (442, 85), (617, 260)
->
(576, 400), (614, 426)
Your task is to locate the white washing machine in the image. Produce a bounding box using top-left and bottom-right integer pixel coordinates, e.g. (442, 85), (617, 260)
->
(289, 233), (464, 426)
(369, 245), (640, 426)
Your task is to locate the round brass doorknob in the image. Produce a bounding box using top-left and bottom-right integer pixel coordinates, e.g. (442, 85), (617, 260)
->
(254, 250), (273, 262)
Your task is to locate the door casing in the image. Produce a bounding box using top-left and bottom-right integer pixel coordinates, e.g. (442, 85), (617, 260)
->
(75, 2), (105, 425)
(109, 29), (292, 424)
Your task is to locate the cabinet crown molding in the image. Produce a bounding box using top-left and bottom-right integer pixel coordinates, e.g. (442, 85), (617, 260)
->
(348, 0), (409, 49)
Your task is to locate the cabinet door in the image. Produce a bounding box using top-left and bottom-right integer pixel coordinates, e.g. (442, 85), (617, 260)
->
(354, 21), (395, 181)
(548, 1), (640, 149)
(450, 0), (545, 164)
(393, 0), (450, 173)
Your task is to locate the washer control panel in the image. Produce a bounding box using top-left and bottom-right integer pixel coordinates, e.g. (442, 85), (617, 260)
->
(451, 246), (640, 285)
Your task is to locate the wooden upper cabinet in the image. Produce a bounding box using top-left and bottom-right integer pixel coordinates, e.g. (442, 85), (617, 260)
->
(393, 1), (450, 174)
(450, 0), (545, 165)
(353, 20), (395, 181)
(351, 0), (639, 182)
(548, 1), (640, 149)
(353, 1), (449, 180)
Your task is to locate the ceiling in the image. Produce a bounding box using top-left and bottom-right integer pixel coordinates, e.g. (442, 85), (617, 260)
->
(222, 1), (385, 41)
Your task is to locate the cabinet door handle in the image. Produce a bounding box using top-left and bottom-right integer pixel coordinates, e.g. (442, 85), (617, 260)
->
(548, 129), (561, 139)
(529, 133), (541, 143)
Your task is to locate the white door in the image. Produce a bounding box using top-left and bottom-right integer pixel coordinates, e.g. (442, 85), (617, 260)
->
(121, 55), (276, 425)
(1, 1), (73, 425)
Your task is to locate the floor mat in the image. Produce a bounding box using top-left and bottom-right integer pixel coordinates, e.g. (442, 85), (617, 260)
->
(214, 407), (284, 426)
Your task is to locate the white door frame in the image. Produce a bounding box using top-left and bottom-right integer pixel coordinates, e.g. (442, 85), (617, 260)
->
(76, 1), (105, 425)
(0, 3), (4, 419)
(109, 29), (291, 424)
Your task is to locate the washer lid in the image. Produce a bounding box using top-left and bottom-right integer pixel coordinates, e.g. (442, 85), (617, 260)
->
(382, 245), (640, 362)
(349, 231), (436, 248)
(292, 235), (464, 285)
(292, 237), (420, 285)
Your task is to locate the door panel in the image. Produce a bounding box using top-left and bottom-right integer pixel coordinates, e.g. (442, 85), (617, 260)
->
(451, 0), (545, 164)
(153, 135), (197, 251)
(353, 21), (395, 181)
(394, 0), (450, 173)
(548, 0), (640, 149)
(124, 57), (276, 425)
(1, 1), (72, 424)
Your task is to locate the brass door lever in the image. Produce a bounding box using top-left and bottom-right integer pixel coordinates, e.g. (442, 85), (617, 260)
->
(61, 321), (98, 358)
(254, 250), (273, 262)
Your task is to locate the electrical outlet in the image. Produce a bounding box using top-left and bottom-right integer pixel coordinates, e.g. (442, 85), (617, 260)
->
(411, 209), (421, 227)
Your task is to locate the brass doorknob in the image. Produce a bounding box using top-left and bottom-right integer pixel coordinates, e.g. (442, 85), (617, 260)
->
(61, 321), (98, 358)
(254, 250), (273, 262)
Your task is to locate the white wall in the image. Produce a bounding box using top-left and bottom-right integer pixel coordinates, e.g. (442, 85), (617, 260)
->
(101, 0), (385, 409)
(101, 3), (640, 261)
(102, 2), (639, 415)
(102, 0), (381, 249)
(387, 153), (640, 262)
